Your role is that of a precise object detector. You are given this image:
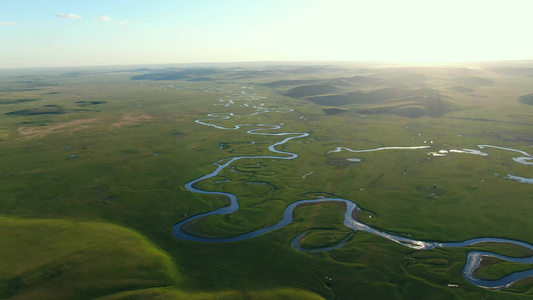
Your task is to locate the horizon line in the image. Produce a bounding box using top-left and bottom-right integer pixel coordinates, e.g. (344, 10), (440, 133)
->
(2, 59), (533, 71)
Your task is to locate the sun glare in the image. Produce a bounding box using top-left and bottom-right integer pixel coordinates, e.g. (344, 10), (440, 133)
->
(263, 0), (533, 63)
(1, 0), (532, 68)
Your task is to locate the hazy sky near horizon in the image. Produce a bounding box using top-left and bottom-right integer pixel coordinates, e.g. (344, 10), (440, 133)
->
(1, 0), (533, 68)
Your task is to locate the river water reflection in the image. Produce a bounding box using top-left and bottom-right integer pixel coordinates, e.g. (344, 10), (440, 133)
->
(173, 108), (533, 290)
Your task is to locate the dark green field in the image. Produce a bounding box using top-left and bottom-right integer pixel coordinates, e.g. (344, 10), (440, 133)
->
(0, 62), (532, 299)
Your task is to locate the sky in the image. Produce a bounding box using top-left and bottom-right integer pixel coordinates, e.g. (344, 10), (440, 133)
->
(1, 0), (533, 68)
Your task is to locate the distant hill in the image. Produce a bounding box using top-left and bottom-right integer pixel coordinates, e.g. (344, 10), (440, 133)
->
(231, 70), (275, 78)
(283, 66), (348, 74)
(6, 105), (65, 115)
(323, 107), (351, 115)
(342, 75), (385, 85)
(131, 72), (189, 81)
(305, 88), (456, 118)
(456, 77), (494, 86)
(0, 98), (38, 105)
(518, 93), (533, 105)
(262, 68), (458, 119)
(130, 68), (221, 81)
(283, 84), (338, 98)
(264, 79), (323, 87)
(488, 67), (533, 77)
(307, 88), (445, 105)
(75, 100), (107, 106)
(265, 75), (385, 89)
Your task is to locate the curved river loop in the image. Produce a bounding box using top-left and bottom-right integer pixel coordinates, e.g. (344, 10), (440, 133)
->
(173, 97), (533, 290)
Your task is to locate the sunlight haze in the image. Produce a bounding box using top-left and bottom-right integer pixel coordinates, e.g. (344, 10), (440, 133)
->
(1, 0), (532, 68)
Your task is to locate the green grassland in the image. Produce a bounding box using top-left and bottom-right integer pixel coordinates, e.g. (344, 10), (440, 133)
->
(0, 63), (532, 299)
(0, 216), (178, 299)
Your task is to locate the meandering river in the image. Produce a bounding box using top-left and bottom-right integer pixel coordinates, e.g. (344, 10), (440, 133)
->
(173, 105), (533, 290)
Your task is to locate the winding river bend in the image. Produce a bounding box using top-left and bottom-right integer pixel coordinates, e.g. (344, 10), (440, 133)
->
(173, 109), (533, 290)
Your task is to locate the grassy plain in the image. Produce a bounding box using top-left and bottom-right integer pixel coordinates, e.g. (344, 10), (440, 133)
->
(0, 63), (532, 299)
(0, 216), (178, 299)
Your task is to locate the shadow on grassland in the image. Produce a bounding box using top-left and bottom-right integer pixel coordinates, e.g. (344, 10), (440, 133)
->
(0, 216), (324, 300)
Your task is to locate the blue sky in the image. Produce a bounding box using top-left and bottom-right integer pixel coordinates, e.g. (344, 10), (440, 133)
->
(1, 0), (533, 68)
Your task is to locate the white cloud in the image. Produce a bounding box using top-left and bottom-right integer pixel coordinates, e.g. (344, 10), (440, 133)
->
(94, 15), (111, 21)
(0, 21), (19, 26)
(117, 20), (128, 25)
(57, 14), (82, 19)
